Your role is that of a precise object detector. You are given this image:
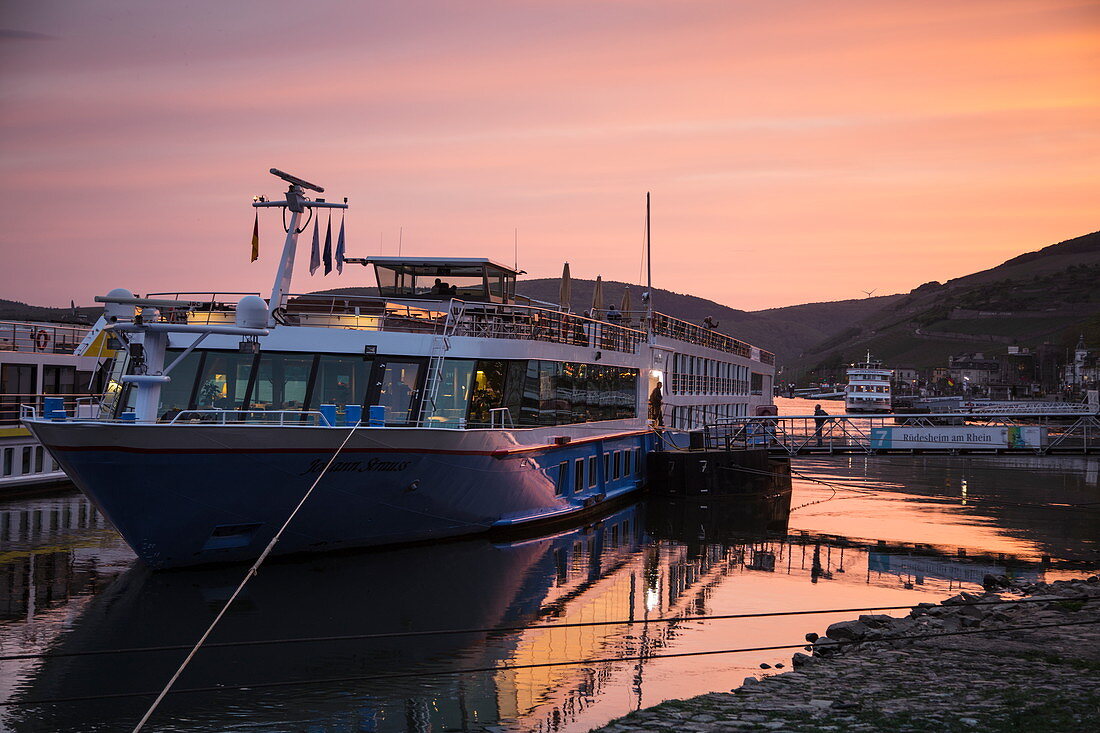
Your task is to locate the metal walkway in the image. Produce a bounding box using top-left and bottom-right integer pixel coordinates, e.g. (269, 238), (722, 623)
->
(704, 413), (1100, 456)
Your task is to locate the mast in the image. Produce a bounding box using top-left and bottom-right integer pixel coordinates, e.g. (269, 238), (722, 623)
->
(645, 192), (653, 328)
(256, 169), (347, 326)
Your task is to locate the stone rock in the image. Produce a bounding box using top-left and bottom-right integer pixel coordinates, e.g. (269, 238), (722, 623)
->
(805, 632), (819, 642)
(858, 613), (896, 627)
(826, 619), (869, 641)
(791, 652), (815, 668)
(774, 662), (784, 669)
(812, 637), (841, 656)
(759, 662), (772, 669)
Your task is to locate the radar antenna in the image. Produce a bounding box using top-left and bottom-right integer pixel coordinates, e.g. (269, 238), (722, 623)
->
(269, 168), (324, 193)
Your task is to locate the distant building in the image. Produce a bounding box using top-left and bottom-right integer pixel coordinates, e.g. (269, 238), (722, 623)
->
(947, 353), (1000, 391)
(1064, 336), (1099, 395)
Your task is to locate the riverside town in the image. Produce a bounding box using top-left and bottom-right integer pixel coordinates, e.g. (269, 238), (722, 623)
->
(1, 3), (1098, 732)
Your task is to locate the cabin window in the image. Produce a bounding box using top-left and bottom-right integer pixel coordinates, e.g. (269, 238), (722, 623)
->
(42, 365), (76, 396)
(21, 447), (31, 474)
(2, 448), (12, 476)
(574, 458), (584, 493)
(431, 360), (475, 426)
(554, 461), (568, 496)
(613, 451), (622, 480)
(750, 372), (764, 396)
(374, 360), (423, 425)
(468, 360), (508, 426)
(312, 355), (369, 409)
(0, 364), (36, 424)
(603, 452), (610, 483)
(194, 351), (257, 411)
(34, 447), (43, 473)
(250, 353), (318, 412)
(587, 456), (598, 488)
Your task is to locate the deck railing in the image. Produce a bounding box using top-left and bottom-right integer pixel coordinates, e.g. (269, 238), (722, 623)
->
(0, 321), (91, 354)
(703, 413), (1100, 456)
(2, 393), (102, 426)
(144, 291), (648, 354)
(141, 292), (779, 362)
(651, 312), (774, 364)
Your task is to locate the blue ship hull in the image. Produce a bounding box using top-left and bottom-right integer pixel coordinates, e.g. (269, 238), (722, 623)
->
(27, 420), (654, 568)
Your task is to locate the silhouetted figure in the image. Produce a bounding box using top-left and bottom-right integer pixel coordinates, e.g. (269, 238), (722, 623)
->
(649, 381), (664, 426)
(813, 404), (829, 447)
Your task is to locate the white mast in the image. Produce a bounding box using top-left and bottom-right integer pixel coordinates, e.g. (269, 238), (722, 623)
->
(256, 169), (348, 326)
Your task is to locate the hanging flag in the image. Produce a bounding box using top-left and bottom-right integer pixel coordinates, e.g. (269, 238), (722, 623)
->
(309, 213), (321, 275)
(250, 211), (260, 262)
(323, 213), (333, 275)
(335, 212), (346, 274)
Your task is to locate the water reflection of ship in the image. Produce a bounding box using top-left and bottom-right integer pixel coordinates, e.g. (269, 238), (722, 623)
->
(0, 493), (127, 621)
(4, 501), (725, 732)
(868, 552), (1043, 587)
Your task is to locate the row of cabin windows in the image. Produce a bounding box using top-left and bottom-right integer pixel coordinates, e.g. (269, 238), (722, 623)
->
(669, 354), (751, 396)
(138, 350), (637, 427)
(848, 384), (890, 393)
(670, 403), (749, 430)
(552, 447), (643, 496)
(1, 445), (55, 478)
(0, 364), (104, 424)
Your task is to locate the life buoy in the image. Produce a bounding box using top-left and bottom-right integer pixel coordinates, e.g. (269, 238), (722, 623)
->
(34, 330), (49, 350)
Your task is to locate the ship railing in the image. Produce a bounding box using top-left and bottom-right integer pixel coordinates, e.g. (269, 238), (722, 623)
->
(0, 320), (92, 354)
(489, 407), (515, 429)
(702, 413), (1100, 455)
(166, 409), (337, 426)
(3, 393), (103, 426)
(142, 291), (648, 354)
(651, 312), (774, 364)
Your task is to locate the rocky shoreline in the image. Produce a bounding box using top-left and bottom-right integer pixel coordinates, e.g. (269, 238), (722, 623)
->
(591, 576), (1100, 732)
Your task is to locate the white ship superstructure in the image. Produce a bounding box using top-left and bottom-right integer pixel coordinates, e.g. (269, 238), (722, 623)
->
(845, 353), (893, 413)
(1, 320), (100, 490)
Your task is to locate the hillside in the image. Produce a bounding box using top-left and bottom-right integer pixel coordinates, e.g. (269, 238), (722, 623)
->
(0, 298), (100, 323)
(790, 230), (1100, 377)
(513, 278), (898, 366)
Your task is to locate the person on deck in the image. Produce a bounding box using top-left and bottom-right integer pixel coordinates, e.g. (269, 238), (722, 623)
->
(606, 304), (623, 324)
(813, 403), (830, 447)
(649, 381), (664, 426)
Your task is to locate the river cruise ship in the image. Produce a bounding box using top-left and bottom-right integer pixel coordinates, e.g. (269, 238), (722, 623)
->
(1, 320), (101, 491)
(844, 353), (893, 413)
(24, 170), (774, 568)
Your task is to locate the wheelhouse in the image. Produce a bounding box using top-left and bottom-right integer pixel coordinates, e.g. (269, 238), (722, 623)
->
(348, 257), (520, 304)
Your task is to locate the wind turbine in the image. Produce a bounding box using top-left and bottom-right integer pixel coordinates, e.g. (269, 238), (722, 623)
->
(861, 288), (877, 298)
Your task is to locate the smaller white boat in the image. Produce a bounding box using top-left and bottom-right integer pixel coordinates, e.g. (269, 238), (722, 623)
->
(845, 353), (892, 413)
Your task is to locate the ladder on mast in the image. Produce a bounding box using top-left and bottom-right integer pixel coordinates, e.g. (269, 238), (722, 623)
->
(417, 300), (465, 426)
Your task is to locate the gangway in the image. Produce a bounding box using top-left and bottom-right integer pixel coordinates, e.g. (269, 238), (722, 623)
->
(704, 412), (1100, 456)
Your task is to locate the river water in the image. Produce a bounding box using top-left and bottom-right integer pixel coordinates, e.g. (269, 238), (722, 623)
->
(1, 398), (1097, 732)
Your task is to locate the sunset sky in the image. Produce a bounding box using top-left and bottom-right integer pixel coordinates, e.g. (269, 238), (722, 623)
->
(1, 0), (1097, 311)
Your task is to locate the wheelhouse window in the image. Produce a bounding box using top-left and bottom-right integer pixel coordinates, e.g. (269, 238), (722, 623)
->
(366, 258), (518, 304)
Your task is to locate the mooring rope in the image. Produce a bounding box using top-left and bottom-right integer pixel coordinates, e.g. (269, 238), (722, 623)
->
(1, 594), (1094, 664)
(131, 419), (365, 733)
(7, 616), (1099, 708)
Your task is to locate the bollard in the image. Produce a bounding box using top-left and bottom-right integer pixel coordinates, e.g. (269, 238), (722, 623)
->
(369, 405), (386, 427)
(318, 404), (337, 427)
(345, 405), (362, 426)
